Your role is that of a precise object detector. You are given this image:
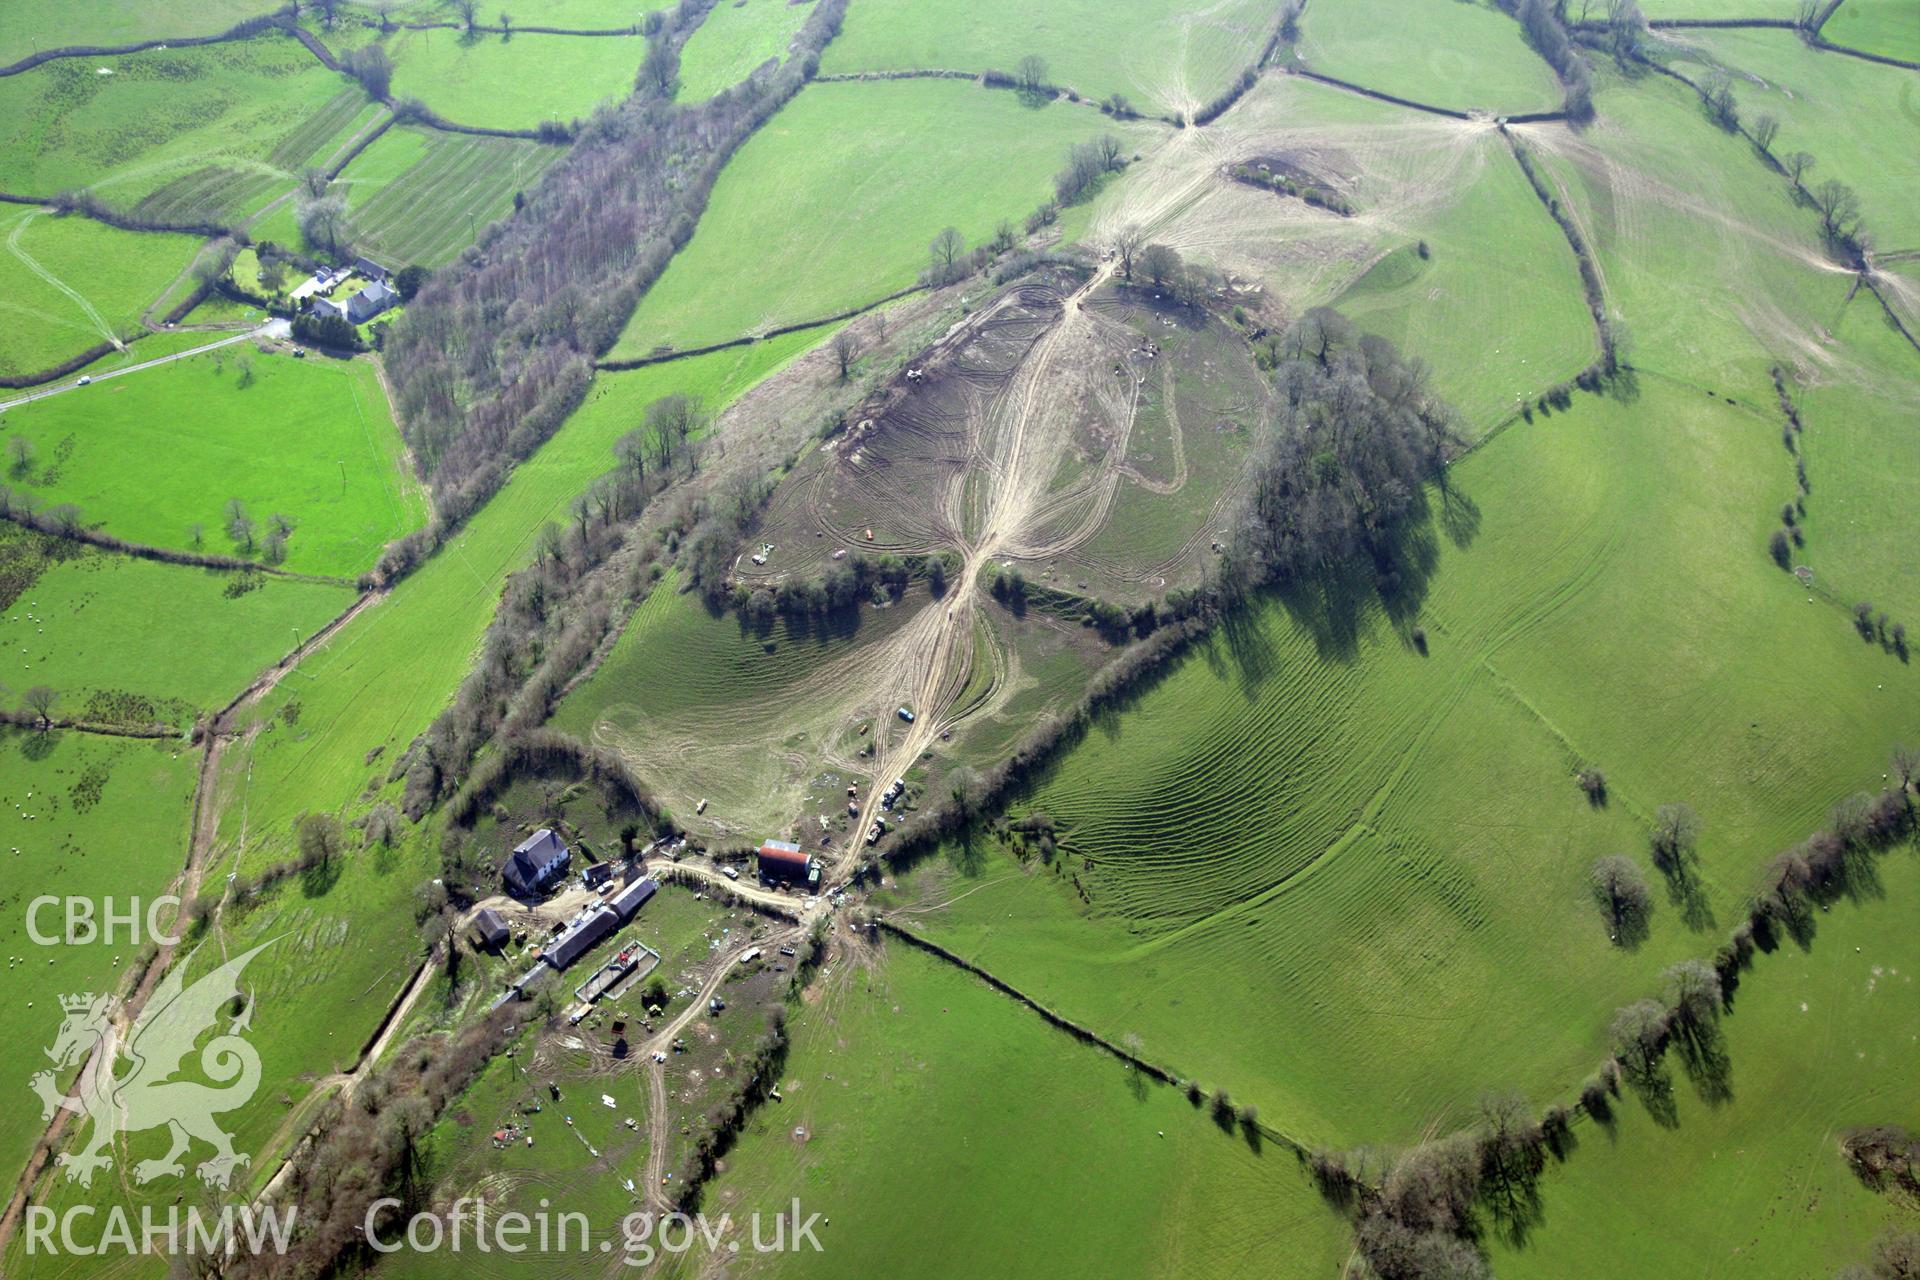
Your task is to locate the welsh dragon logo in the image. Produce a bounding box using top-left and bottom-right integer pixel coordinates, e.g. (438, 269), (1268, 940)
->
(31, 942), (268, 1188)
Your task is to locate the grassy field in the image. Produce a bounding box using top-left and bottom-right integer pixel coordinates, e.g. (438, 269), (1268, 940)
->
(1492, 850), (1920, 1277)
(675, 0), (810, 100)
(884, 375), (1917, 1149)
(0, 209), (197, 377)
(0, 0), (271, 65)
(0, 34), (365, 218)
(701, 942), (1353, 1279)
(330, 125), (557, 268)
(818, 0), (1280, 118)
(0, 524), (354, 724)
(1821, 0), (1920, 61)
(611, 80), (1151, 357)
(214, 332), (825, 884)
(1297, 0), (1564, 113)
(1327, 118), (1598, 428)
(383, 27), (647, 130)
(0, 729), (198, 1192)
(0, 348), (425, 577)
(1678, 28), (1920, 250)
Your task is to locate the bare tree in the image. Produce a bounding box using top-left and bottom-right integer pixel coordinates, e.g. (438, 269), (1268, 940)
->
(1016, 54), (1049, 92)
(1750, 113), (1779, 153)
(1141, 243), (1182, 289)
(297, 196), (354, 257)
(1664, 958), (1722, 1035)
(1649, 802), (1699, 873)
(639, 33), (678, 95)
(23, 685), (56, 730)
(48, 503), (83, 538)
(929, 226), (965, 281)
(448, 0), (480, 31)
(225, 498), (256, 553)
(1590, 854), (1653, 943)
(1812, 179), (1861, 241)
(1096, 133), (1125, 172)
(342, 45), (394, 101)
(830, 330), (858, 381)
(1784, 150), (1816, 185)
(1114, 224), (1143, 280)
(1609, 998), (1668, 1079)
(7, 435), (33, 476)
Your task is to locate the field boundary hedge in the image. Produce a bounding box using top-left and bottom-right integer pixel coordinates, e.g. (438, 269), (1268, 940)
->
(0, 507), (356, 586)
(0, 10), (288, 77)
(595, 283), (926, 370)
(879, 919), (1310, 1153)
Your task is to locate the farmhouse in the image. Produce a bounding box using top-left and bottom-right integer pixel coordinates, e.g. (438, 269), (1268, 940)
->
(308, 280), (396, 325)
(757, 838), (819, 887)
(502, 828), (571, 898)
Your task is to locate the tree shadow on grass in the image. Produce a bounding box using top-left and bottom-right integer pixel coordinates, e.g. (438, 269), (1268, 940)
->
(301, 854), (342, 898)
(19, 730), (55, 762)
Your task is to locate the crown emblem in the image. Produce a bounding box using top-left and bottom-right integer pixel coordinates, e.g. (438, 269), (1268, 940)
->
(60, 992), (103, 1013)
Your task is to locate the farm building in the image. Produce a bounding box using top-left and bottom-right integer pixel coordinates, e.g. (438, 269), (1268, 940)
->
(502, 828), (571, 898)
(758, 839), (819, 887)
(309, 280), (396, 325)
(543, 904), (618, 971)
(352, 256), (390, 284)
(470, 907), (509, 952)
(610, 875), (657, 920)
(582, 861), (614, 889)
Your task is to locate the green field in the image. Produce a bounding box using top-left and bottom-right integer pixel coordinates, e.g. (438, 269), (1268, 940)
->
(383, 27), (647, 130)
(819, 0), (1279, 117)
(675, 0), (810, 99)
(1493, 851), (1920, 1277)
(0, 348), (425, 576)
(1297, 0), (1564, 113)
(0, 0), (272, 65)
(0, 209), (197, 377)
(611, 79), (1151, 356)
(329, 125), (558, 267)
(1680, 28), (1920, 250)
(0, 34), (366, 218)
(703, 942), (1353, 1278)
(0, 524), (354, 723)
(0, 729), (198, 1192)
(887, 375), (1917, 1149)
(1821, 0), (1920, 61)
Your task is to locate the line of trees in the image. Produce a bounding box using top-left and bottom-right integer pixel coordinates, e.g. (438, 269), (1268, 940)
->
(374, 0), (849, 585)
(400, 407), (687, 819)
(1498, 0), (1595, 123)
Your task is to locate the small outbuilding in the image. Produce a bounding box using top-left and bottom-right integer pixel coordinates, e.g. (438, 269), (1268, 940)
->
(470, 907), (510, 952)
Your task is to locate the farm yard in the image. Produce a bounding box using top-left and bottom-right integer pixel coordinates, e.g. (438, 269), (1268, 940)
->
(0, 0), (1915, 1278)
